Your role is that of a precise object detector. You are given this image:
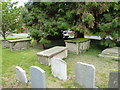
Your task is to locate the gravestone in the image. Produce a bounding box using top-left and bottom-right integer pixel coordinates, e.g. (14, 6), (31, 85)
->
(108, 71), (120, 88)
(16, 66), (28, 84)
(51, 57), (67, 80)
(75, 62), (96, 88)
(30, 66), (46, 88)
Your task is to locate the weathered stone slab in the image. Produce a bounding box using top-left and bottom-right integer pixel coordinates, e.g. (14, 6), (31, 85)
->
(8, 38), (31, 51)
(30, 66), (46, 88)
(75, 62), (96, 88)
(1, 38), (21, 48)
(16, 66), (28, 84)
(8, 38), (31, 43)
(99, 47), (120, 60)
(108, 71), (120, 88)
(51, 57), (67, 80)
(37, 46), (68, 65)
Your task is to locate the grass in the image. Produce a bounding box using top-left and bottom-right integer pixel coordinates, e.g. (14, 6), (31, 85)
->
(1, 40), (118, 88)
(0, 36), (28, 40)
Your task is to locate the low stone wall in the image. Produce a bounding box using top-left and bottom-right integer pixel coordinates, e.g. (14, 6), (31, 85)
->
(8, 39), (31, 51)
(65, 38), (90, 54)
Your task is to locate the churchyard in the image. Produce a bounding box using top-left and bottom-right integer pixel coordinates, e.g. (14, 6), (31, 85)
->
(1, 38), (118, 88)
(1, 1), (119, 89)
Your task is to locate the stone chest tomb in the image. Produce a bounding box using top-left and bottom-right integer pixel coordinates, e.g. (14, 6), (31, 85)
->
(65, 38), (90, 54)
(8, 38), (31, 51)
(37, 46), (67, 65)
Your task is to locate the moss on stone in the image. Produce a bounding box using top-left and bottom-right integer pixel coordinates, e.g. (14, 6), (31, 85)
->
(65, 38), (89, 43)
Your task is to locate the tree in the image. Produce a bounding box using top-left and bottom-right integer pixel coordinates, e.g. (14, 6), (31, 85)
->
(23, 2), (119, 47)
(1, 1), (23, 39)
(75, 2), (120, 47)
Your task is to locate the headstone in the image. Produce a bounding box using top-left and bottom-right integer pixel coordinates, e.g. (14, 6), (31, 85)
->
(108, 71), (120, 88)
(75, 62), (96, 88)
(16, 66), (28, 84)
(51, 57), (67, 80)
(30, 66), (46, 88)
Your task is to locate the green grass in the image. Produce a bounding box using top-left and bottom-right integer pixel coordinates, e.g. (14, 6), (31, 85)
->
(0, 36), (28, 40)
(1, 41), (118, 88)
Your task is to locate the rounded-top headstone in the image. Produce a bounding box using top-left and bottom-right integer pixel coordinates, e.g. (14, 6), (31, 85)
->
(51, 57), (67, 81)
(16, 66), (28, 84)
(75, 62), (96, 88)
(30, 66), (46, 88)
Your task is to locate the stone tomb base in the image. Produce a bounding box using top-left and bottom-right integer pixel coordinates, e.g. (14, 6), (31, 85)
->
(1, 38), (21, 48)
(65, 38), (90, 54)
(99, 47), (120, 60)
(8, 38), (31, 51)
(37, 46), (67, 65)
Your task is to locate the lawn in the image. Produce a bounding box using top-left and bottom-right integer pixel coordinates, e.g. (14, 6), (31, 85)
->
(1, 40), (118, 88)
(0, 36), (28, 40)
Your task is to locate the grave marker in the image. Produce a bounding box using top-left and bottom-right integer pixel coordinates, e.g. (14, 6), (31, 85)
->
(30, 66), (46, 88)
(16, 66), (28, 84)
(51, 57), (67, 80)
(75, 62), (96, 88)
(108, 71), (120, 88)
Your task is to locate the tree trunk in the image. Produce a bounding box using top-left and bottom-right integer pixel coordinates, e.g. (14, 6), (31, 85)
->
(75, 31), (84, 38)
(1, 29), (6, 40)
(2, 33), (6, 40)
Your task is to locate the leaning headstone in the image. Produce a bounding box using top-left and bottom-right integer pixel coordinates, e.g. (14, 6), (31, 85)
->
(30, 66), (46, 88)
(75, 62), (96, 88)
(16, 66), (28, 84)
(51, 57), (67, 80)
(108, 71), (120, 88)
